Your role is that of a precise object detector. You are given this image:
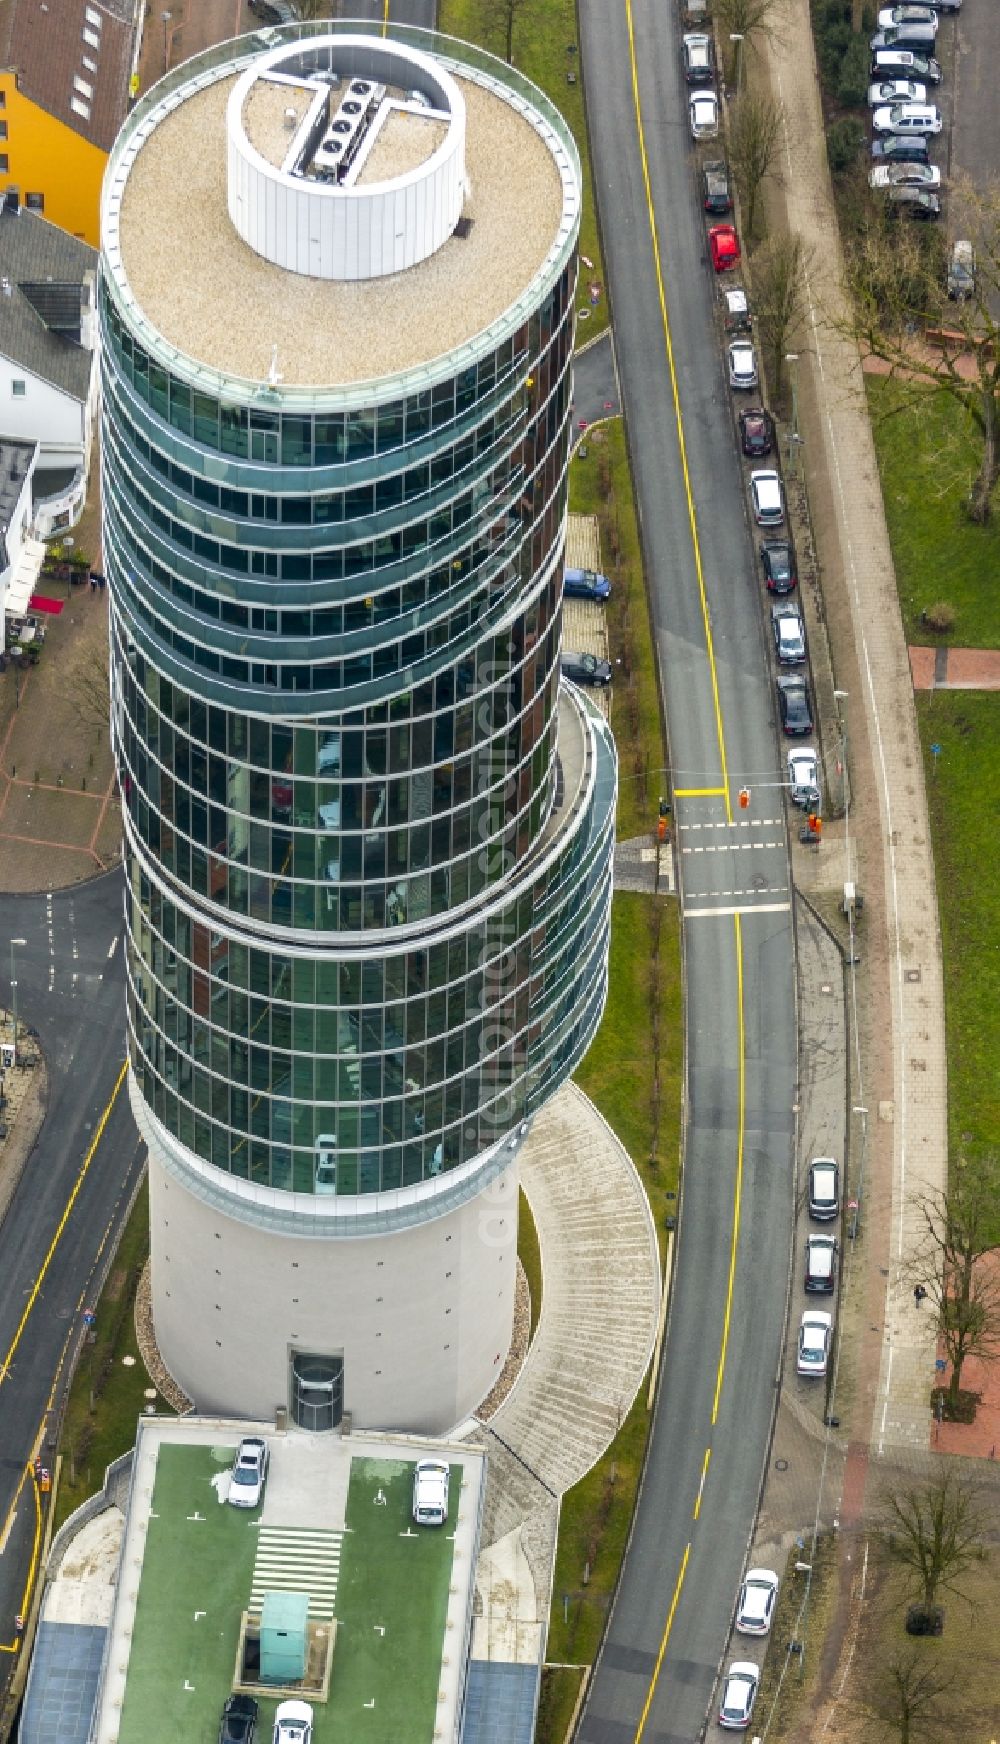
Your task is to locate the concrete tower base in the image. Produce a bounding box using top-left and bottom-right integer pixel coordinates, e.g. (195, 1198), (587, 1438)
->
(144, 1132), (519, 1436)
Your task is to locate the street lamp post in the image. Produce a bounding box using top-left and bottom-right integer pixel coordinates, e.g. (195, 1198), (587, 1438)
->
(785, 352), (800, 475)
(9, 937), (27, 1058)
(161, 9), (172, 72)
(729, 32), (744, 93)
(833, 689), (850, 864)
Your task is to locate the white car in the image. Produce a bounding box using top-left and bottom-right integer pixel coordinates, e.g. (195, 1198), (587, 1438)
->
(749, 469), (785, 527)
(868, 77), (926, 104)
(719, 1661), (760, 1729)
(787, 747), (820, 809)
(727, 340), (758, 390)
(869, 160), (941, 188)
(872, 101), (942, 134)
(797, 1310), (833, 1377)
(412, 1458), (450, 1526)
(771, 602), (806, 664)
(878, 3), (938, 29)
(689, 89), (719, 139)
(273, 1701), (313, 1744)
(229, 1436), (269, 1509)
(735, 1567), (780, 1635)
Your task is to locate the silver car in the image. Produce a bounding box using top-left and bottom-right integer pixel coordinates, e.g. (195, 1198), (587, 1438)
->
(727, 339), (758, 390)
(689, 89), (719, 139)
(735, 1568), (780, 1635)
(229, 1436), (269, 1509)
(787, 747), (820, 808)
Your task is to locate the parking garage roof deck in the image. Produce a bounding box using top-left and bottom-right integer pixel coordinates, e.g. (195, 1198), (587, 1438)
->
(114, 63), (569, 389)
(95, 1416), (485, 1744)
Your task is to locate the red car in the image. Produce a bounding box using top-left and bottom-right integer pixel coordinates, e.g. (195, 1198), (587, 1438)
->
(708, 224), (741, 272)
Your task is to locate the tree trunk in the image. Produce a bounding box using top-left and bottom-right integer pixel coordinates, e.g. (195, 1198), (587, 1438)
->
(969, 389), (999, 522)
(947, 1351), (965, 1408)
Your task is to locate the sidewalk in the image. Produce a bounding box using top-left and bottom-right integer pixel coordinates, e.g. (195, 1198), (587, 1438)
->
(758, 0), (949, 1472)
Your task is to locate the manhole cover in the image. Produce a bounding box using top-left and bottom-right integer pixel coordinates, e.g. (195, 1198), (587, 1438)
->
(751, 873), (768, 890)
(905, 968), (921, 983)
(775, 1457), (789, 1472)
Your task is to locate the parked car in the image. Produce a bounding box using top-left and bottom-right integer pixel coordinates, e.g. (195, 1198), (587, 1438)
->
(702, 159), (732, 213)
(564, 565), (611, 601)
(870, 46), (942, 81)
(776, 673), (813, 735)
(682, 31), (716, 82)
(760, 537), (797, 592)
(722, 284), (751, 330)
(683, 0), (709, 21)
(805, 1233), (838, 1293)
(808, 1156), (841, 1221)
(870, 160), (941, 188)
(728, 339), (758, 390)
(562, 650), (613, 686)
(947, 238), (975, 299)
(797, 1310), (833, 1377)
(868, 77), (926, 104)
(771, 602), (806, 664)
(229, 1437), (269, 1509)
(877, 5), (939, 33)
(871, 131), (930, 163)
(787, 747), (821, 809)
(719, 1662), (760, 1730)
(871, 102), (942, 135)
(220, 1696), (259, 1744)
(273, 1702), (313, 1744)
(870, 24), (939, 52)
(750, 469), (785, 527)
(412, 1458), (450, 1526)
(735, 1569), (780, 1636)
(925, 0), (961, 11)
(739, 408), (774, 457)
(885, 186), (941, 219)
(689, 89), (720, 139)
(709, 223), (740, 271)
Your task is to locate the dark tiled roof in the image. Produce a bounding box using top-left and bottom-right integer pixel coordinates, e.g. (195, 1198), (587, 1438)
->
(0, 205), (96, 399)
(0, 0), (134, 154)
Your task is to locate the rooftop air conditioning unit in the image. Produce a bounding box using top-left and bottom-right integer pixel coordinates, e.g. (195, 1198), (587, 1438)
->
(350, 80), (372, 96)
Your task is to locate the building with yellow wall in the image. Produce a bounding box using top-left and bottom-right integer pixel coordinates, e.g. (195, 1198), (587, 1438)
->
(0, 0), (135, 247)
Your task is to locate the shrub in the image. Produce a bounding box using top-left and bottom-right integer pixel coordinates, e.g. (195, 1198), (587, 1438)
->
(826, 118), (865, 174)
(922, 601), (957, 635)
(836, 34), (871, 107)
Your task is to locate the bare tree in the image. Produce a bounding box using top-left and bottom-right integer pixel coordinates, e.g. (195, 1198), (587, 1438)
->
(846, 180), (1000, 522)
(749, 232), (812, 401)
(915, 1154), (1000, 1413)
(69, 648), (111, 739)
(863, 1651), (953, 1744)
(714, 0), (782, 81)
(881, 1469), (987, 1630)
(292, 0), (334, 18)
(727, 91), (783, 239)
(480, 0), (536, 64)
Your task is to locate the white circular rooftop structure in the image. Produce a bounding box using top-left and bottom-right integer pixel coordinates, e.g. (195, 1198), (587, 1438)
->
(227, 36), (467, 281)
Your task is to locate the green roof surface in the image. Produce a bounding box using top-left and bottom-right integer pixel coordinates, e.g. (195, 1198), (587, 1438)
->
(116, 1444), (456, 1744)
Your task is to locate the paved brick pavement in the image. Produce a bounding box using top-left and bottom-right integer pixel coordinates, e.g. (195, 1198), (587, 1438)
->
(909, 645), (1000, 689)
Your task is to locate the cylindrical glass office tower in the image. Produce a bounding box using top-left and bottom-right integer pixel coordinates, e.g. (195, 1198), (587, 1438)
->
(101, 24), (616, 1431)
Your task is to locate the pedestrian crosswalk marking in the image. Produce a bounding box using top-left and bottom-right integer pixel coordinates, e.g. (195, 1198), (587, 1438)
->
(250, 1525), (343, 1621)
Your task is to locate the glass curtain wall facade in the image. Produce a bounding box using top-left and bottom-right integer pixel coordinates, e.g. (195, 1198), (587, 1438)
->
(101, 26), (616, 1423)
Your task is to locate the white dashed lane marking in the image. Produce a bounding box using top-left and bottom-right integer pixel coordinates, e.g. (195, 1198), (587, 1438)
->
(678, 818), (783, 831)
(681, 841), (784, 853)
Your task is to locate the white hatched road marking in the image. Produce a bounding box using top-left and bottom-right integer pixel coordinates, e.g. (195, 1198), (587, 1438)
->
(250, 1525), (344, 1620)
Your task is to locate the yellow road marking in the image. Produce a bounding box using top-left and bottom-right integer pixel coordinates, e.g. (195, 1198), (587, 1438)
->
(0, 1060), (128, 1389)
(633, 1541), (691, 1743)
(674, 786), (727, 798)
(693, 1446), (712, 1520)
(0, 1469), (41, 1653)
(625, 0), (732, 827)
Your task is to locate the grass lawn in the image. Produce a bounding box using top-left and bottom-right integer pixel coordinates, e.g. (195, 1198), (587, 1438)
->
(437, 0), (607, 342)
(866, 377), (1000, 648)
(536, 1665), (585, 1744)
(570, 425), (664, 841)
(917, 694), (1000, 1196)
(576, 891), (683, 1249)
(518, 1185), (543, 1341)
(55, 1183), (162, 1531)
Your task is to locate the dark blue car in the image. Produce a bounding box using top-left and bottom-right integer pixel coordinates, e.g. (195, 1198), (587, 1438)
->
(563, 566), (611, 602)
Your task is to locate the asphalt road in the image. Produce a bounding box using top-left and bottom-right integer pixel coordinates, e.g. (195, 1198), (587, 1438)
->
(577, 1), (797, 1739)
(0, 872), (140, 1650)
